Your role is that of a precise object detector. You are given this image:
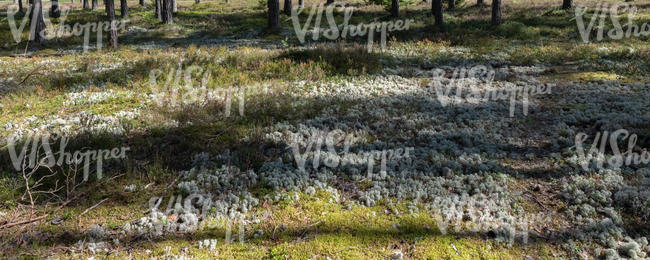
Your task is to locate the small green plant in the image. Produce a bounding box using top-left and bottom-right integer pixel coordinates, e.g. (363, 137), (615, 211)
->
(268, 245), (289, 260)
(107, 220), (119, 229)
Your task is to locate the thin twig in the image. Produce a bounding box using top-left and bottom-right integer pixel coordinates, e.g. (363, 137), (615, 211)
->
(79, 198), (109, 217)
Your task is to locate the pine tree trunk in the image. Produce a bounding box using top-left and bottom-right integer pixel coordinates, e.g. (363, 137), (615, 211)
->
(105, 0), (118, 48)
(140, 0), (145, 6)
(155, 0), (162, 19)
(491, 0), (501, 26)
(432, 0), (443, 27)
(162, 0), (173, 24)
(562, 0), (572, 9)
(172, 0), (177, 13)
(27, 0), (33, 18)
(92, 0), (98, 10)
(448, 0), (454, 9)
(83, 0), (90, 9)
(267, 0), (280, 30)
(283, 0), (291, 15)
(18, 0), (24, 14)
(50, 0), (60, 18)
(391, 0), (399, 17)
(120, 0), (128, 17)
(298, 0), (303, 7)
(29, 0), (46, 44)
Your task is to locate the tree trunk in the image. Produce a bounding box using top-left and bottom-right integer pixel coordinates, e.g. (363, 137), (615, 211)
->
(562, 0), (572, 9)
(120, 0), (128, 17)
(29, 0), (46, 44)
(27, 0), (33, 18)
(155, 0), (162, 19)
(105, 0), (118, 48)
(267, 0), (280, 30)
(195, 0), (200, 3)
(391, 0), (399, 17)
(298, 0), (303, 7)
(162, 0), (173, 24)
(326, 0), (333, 4)
(432, 0), (443, 27)
(172, 0), (177, 13)
(140, 0), (145, 6)
(283, 0), (291, 15)
(491, 0), (501, 26)
(448, 0), (454, 9)
(84, 0), (90, 9)
(18, 0), (24, 14)
(50, 0), (60, 18)
(477, 0), (483, 5)
(92, 0), (98, 10)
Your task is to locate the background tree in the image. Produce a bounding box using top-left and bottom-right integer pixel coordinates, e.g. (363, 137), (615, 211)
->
(18, 0), (24, 14)
(448, 0), (454, 9)
(267, 0), (280, 30)
(298, 0), (303, 8)
(121, 0), (128, 17)
(432, 0), (443, 28)
(162, 0), (173, 24)
(491, 0), (501, 25)
(92, 0), (98, 10)
(477, 0), (483, 5)
(326, 0), (333, 4)
(283, 0), (291, 15)
(29, 0), (46, 44)
(140, 0), (145, 6)
(105, 0), (118, 48)
(83, 0), (90, 9)
(155, 0), (162, 19)
(562, 0), (572, 9)
(27, 0), (33, 18)
(173, 0), (177, 13)
(391, 0), (399, 17)
(50, 0), (60, 18)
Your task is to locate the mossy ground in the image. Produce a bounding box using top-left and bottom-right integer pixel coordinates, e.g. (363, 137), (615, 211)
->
(0, 0), (649, 258)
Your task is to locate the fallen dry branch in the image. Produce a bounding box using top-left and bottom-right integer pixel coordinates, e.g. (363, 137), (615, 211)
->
(79, 198), (109, 217)
(0, 199), (72, 230)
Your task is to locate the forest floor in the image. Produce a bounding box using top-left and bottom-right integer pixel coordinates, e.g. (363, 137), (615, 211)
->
(0, 0), (649, 259)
